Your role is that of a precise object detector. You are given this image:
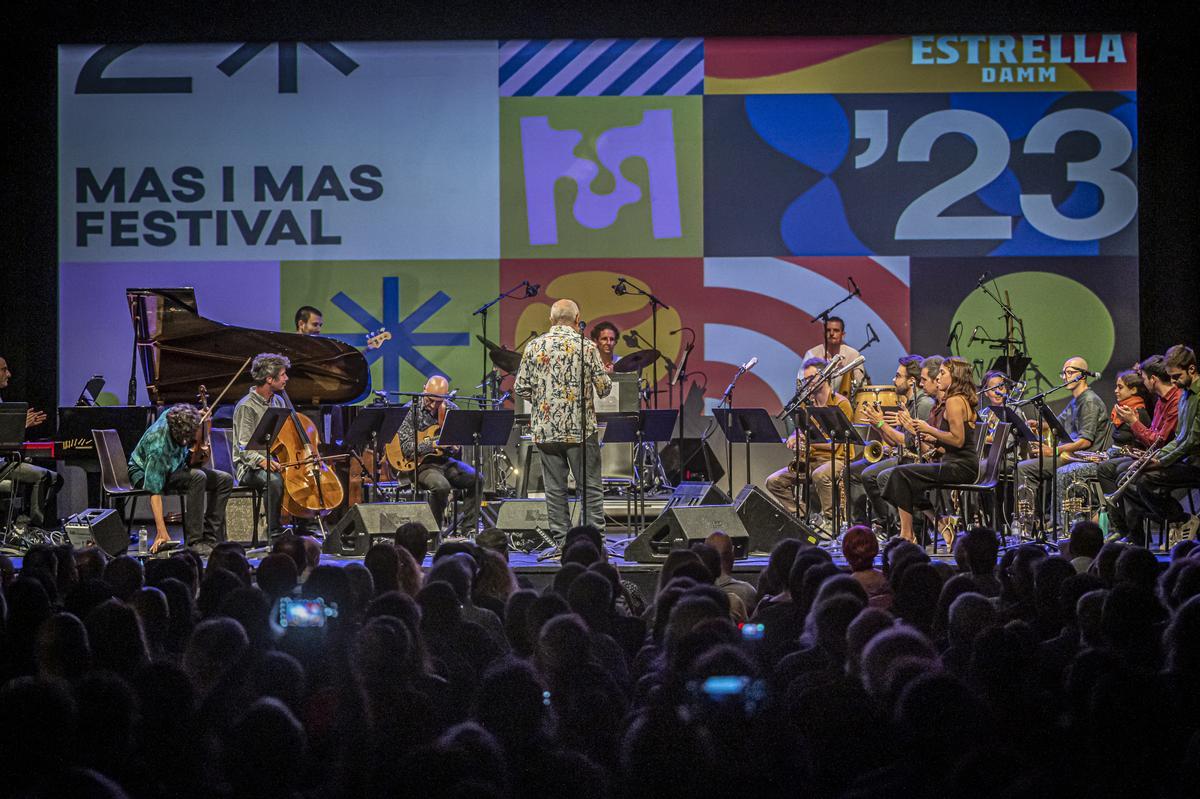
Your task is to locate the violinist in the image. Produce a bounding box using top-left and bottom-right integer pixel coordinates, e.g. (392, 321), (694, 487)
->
(397, 375), (476, 532)
(127, 403), (233, 553)
(232, 353), (290, 540)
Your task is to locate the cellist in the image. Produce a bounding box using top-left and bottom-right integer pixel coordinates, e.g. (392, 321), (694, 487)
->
(232, 353), (291, 540)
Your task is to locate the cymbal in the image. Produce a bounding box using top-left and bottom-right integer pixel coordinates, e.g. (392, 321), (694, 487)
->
(614, 348), (661, 373)
(475, 334), (522, 373)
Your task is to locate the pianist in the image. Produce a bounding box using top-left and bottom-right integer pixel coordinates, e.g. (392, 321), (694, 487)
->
(127, 403), (233, 553)
(0, 355), (61, 529)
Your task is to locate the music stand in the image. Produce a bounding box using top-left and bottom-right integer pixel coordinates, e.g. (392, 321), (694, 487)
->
(807, 405), (863, 538)
(1032, 402), (1072, 545)
(604, 409), (678, 535)
(1, 404), (30, 544)
(245, 407), (292, 468)
(990, 355), (1031, 383)
(990, 404), (1038, 546)
(438, 409), (515, 536)
(712, 408), (781, 499)
(344, 406), (409, 502)
(76, 376), (106, 407)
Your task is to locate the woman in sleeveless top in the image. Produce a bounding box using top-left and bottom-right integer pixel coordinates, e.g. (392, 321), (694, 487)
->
(881, 357), (978, 545)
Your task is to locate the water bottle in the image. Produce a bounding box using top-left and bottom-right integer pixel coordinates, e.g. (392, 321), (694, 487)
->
(137, 526), (149, 556)
(1009, 518), (1021, 544)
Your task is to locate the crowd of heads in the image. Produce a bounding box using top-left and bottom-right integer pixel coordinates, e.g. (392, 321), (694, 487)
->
(1, 521), (1198, 798)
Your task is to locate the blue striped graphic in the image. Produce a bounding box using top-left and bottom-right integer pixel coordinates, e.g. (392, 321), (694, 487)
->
(499, 38), (704, 96)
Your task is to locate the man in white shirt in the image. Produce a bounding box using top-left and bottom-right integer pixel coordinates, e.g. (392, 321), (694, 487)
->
(803, 316), (864, 397)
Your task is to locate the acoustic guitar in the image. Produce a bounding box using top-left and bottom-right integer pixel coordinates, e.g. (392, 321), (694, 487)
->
(385, 423), (444, 473)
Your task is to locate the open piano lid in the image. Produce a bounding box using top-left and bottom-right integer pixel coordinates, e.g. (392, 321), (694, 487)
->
(127, 288), (370, 406)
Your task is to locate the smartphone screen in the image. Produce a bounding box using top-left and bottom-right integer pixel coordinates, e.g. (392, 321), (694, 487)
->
(278, 597), (327, 628)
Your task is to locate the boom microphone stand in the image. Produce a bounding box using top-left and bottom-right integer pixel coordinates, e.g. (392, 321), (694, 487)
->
(612, 277), (669, 409)
(472, 280), (539, 403)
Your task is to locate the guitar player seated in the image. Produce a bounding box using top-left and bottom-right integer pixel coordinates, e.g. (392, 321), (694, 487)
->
(397, 375), (476, 532)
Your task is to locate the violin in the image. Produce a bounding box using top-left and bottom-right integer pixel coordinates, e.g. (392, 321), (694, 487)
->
(271, 390), (345, 520)
(189, 385), (212, 466)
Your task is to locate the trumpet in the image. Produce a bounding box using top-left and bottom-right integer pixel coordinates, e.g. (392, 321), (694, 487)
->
(1103, 441), (1164, 508)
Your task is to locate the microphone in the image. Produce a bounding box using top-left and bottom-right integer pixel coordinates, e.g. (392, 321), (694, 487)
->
(738, 356), (758, 373)
(817, 354), (844, 383)
(524, 282), (540, 298)
(977, 272), (991, 286)
(622, 333), (640, 348)
(945, 321), (962, 349)
(611, 278), (627, 296)
(671, 340), (694, 386)
(967, 326), (979, 346)
(829, 354), (866, 381)
(848, 276), (861, 297)
(445, 389), (458, 400)
(1078, 369), (1101, 379)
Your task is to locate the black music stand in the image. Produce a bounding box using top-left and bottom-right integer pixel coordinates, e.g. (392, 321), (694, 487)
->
(1, 404), (29, 545)
(712, 408), (781, 499)
(1032, 402), (1072, 545)
(438, 409), (515, 536)
(343, 406), (408, 502)
(245, 407), (292, 471)
(807, 405), (863, 539)
(603, 409), (678, 535)
(990, 355), (1031, 382)
(991, 404), (1038, 545)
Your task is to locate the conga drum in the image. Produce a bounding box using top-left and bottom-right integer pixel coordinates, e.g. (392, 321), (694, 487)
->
(852, 385), (900, 422)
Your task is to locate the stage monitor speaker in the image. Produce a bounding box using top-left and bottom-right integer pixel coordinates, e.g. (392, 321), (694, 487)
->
(624, 504), (749, 563)
(64, 508), (129, 557)
(494, 498), (581, 532)
(732, 484), (827, 551)
(665, 480), (730, 509)
(660, 438), (724, 485)
(322, 502), (439, 557)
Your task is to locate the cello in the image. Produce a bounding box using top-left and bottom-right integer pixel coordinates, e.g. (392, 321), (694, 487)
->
(271, 390), (346, 526)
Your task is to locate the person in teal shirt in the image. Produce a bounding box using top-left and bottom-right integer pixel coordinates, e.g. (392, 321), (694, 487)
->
(128, 403), (232, 553)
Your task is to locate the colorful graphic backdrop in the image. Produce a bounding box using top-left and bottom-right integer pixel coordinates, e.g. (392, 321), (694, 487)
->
(57, 36), (1138, 410)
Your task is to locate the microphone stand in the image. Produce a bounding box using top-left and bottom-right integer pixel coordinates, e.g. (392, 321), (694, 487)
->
(625, 328), (677, 410)
(779, 363), (836, 524)
(809, 283), (859, 324)
(578, 320), (590, 530)
(472, 280), (536, 403)
(614, 278), (669, 409)
(718, 361), (756, 498)
(671, 330), (695, 489)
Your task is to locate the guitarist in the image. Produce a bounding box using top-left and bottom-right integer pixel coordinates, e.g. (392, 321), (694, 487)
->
(398, 375), (476, 532)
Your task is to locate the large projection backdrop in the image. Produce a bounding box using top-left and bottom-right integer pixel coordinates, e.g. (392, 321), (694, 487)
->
(58, 35), (1138, 409)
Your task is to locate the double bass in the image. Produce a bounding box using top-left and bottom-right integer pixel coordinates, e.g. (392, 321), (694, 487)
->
(272, 390), (346, 521)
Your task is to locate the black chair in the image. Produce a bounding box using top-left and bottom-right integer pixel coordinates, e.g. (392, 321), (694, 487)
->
(210, 427), (265, 546)
(940, 422), (1012, 544)
(92, 428), (185, 535)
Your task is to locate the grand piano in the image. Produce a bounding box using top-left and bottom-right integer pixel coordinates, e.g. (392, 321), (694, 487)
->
(127, 288), (370, 407)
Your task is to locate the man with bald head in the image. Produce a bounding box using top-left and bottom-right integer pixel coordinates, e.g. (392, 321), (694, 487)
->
(514, 299), (612, 538)
(1015, 356), (1111, 528)
(397, 374), (476, 532)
